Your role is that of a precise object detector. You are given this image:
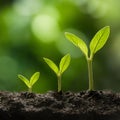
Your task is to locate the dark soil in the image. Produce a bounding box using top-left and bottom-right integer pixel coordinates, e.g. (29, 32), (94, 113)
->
(0, 90), (120, 120)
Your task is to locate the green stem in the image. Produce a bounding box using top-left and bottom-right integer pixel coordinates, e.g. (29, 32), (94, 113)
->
(87, 58), (94, 91)
(28, 87), (32, 92)
(57, 74), (61, 92)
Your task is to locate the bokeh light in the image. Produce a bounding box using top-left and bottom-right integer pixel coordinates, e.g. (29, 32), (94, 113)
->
(32, 14), (59, 43)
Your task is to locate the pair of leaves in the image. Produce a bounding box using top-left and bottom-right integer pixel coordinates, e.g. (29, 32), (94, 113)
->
(43, 54), (71, 76)
(65, 26), (110, 59)
(18, 72), (40, 89)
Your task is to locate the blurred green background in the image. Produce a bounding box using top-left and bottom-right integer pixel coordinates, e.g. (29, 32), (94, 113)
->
(0, 0), (120, 93)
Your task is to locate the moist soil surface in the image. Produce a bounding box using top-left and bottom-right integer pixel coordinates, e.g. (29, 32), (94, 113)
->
(0, 90), (120, 120)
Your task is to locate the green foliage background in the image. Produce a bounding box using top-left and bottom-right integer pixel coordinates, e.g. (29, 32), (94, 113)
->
(0, 0), (120, 92)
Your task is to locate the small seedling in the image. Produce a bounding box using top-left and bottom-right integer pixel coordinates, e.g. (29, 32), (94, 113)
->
(43, 54), (71, 92)
(18, 72), (40, 92)
(65, 26), (110, 91)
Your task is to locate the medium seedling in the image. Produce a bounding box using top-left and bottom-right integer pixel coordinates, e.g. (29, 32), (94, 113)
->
(18, 72), (40, 92)
(65, 26), (110, 91)
(43, 54), (71, 92)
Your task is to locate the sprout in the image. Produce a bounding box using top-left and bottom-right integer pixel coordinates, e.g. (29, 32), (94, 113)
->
(18, 72), (40, 92)
(43, 54), (71, 92)
(65, 26), (110, 91)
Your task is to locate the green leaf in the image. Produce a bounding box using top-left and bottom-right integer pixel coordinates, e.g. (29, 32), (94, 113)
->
(18, 74), (30, 88)
(43, 57), (59, 75)
(59, 54), (71, 74)
(30, 72), (40, 86)
(90, 26), (110, 58)
(65, 32), (88, 57)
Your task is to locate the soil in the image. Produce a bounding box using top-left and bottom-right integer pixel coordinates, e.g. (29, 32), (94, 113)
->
(0, 90), (120, 120)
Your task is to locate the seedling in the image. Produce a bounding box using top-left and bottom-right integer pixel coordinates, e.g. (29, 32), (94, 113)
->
(43, 54), (71, 92)
(18, 72), (40, 92)
(65, 26), (110, 91)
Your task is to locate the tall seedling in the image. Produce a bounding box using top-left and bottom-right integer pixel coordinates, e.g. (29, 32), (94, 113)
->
(43, 54), (71, 92)
(65, 26), (110, 91)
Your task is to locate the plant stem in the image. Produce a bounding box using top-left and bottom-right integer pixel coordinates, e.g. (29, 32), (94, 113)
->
(57, 74), (61, 92)
(87, 58), (94, 91)
(28, 87), (32, 92)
